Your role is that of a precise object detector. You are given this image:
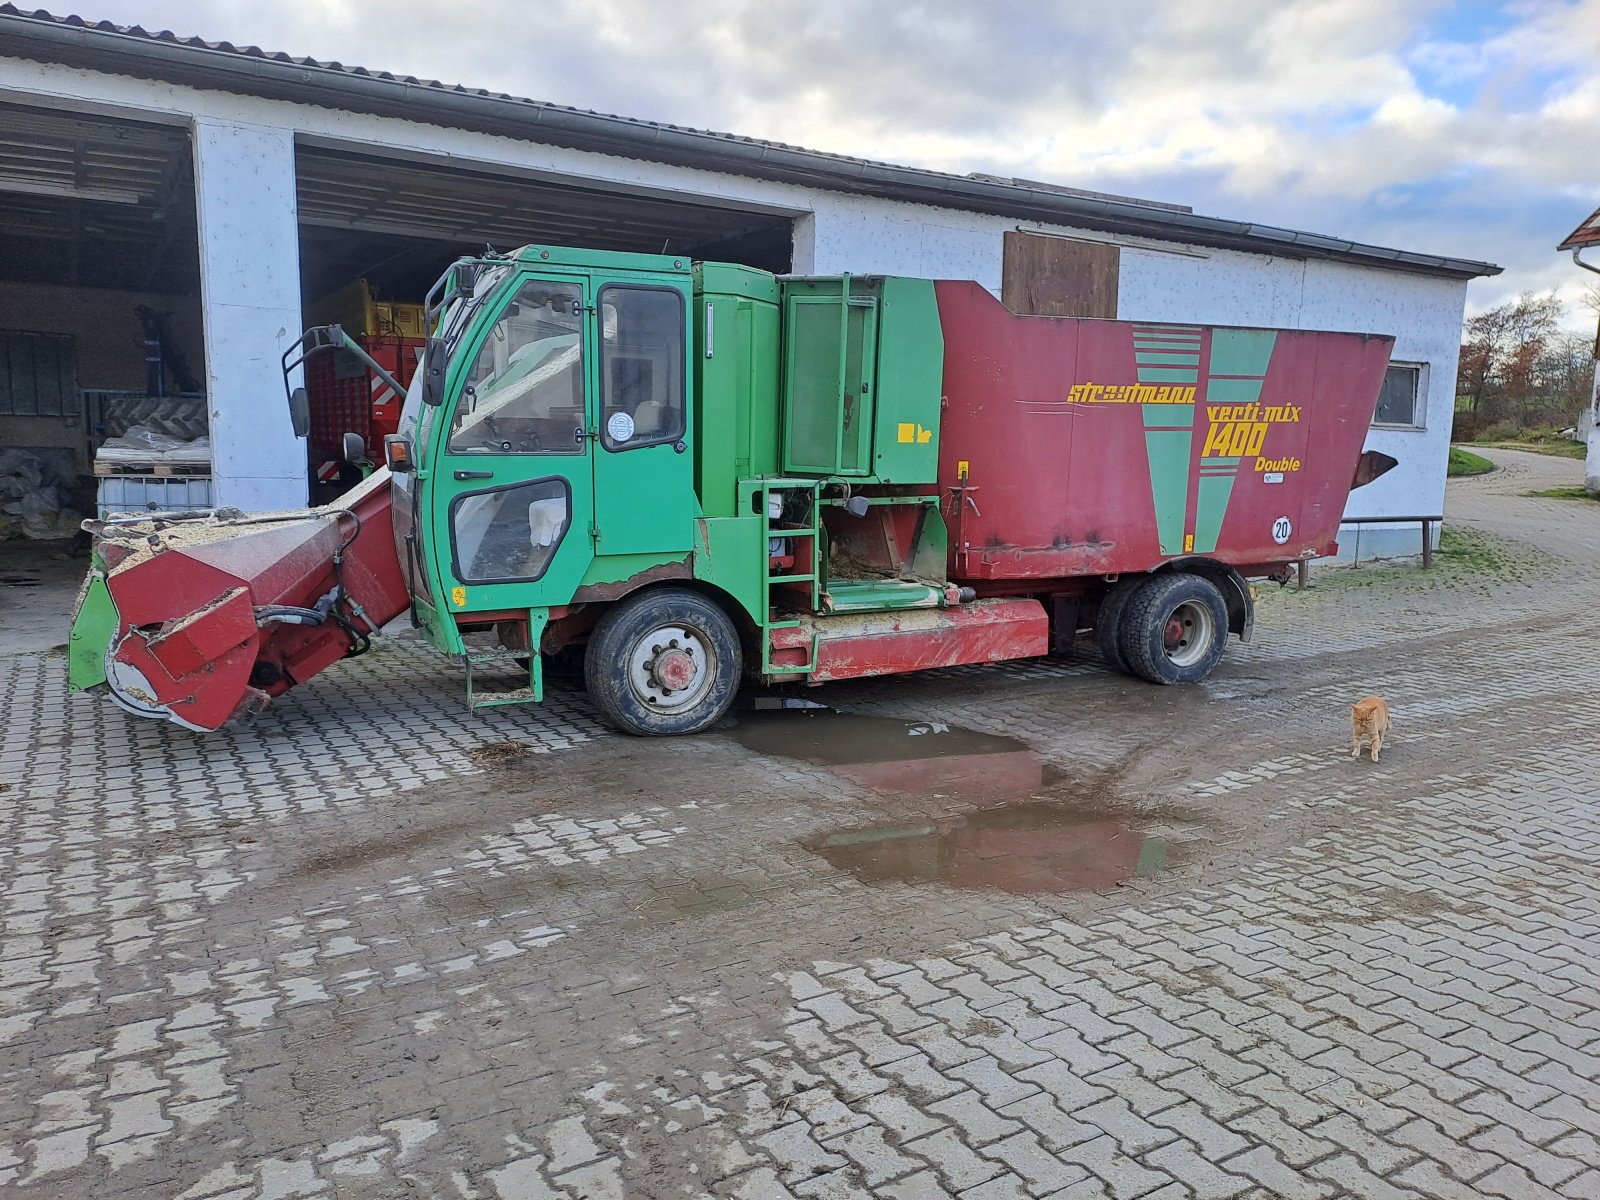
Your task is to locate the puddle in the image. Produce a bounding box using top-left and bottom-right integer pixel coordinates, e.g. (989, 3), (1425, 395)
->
(807, 803), (1165, 894)
(733, 710), (1172, 894)
(730, 710), (1047, 802)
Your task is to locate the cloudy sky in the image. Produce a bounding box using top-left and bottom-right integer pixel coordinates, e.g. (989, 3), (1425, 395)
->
(78, 0), (1600, 326)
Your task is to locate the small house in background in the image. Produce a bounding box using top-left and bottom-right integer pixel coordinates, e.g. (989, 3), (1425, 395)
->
(1558, 207), (1600, 494)
(0, 7), (1499, 558)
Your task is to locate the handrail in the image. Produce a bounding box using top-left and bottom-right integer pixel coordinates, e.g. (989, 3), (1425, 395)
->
(1297, 515), (1443, 588)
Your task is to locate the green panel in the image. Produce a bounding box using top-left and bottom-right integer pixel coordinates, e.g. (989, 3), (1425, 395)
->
(695, 260), (780, 304)
(1141, 403), (1195, 430)
(870, 277), (943, 485)
(783, 295), (849, 474)
(1204, 377), (1267, 404)
(67, 565), (115, 691)
(838, 303), (874, 474)
(1208, 329), (1278, 376)
(692, 515), (766, 625)
(780, 277), (880, 478)
(591, 277), (696, 555)
(1192, 474), (1236, 554)
(907, 505), (949, 580)
(1144, 430), (1193, 554)
(1135, 367), (1199, 384)
(693, 265), (780, 517)
(823, 579), (945, 612)
(777, 275), (941, 485)
(1135, 352), (1202, 365)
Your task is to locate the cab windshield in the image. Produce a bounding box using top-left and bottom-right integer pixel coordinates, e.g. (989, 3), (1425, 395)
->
(398, 262), (510, 442)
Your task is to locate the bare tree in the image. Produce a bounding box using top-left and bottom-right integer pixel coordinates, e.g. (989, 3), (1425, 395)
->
(1457, 291), (1574, 428)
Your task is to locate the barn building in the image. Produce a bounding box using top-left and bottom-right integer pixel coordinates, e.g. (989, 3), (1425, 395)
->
(0, 7), (1499, 558)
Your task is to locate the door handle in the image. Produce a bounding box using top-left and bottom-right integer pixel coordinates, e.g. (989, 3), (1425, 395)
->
(453, 469), (494, 481)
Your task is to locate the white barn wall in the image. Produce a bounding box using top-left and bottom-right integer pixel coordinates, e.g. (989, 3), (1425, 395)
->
(1, 56), (1475, 544)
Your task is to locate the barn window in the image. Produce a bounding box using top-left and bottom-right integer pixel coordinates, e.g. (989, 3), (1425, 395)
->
(1373, 363), (1424, 428)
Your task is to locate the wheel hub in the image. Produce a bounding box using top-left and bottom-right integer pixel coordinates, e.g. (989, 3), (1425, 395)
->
(1161, 598), (1216, 667)
(650, 646), (697, 691)
(627, 625), (712, 712)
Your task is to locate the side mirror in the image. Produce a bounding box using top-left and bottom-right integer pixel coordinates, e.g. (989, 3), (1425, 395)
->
(289, 386), (310, 437)
(422, 337), (445, 407)
(341, 432), (366, 464)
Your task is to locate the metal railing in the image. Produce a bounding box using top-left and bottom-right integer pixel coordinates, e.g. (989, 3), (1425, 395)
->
(1297, 515), (1443, 589)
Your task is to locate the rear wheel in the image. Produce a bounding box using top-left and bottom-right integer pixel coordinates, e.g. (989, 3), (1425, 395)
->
(1118, 573), (1228, 685)
(584, 588), (741, 736)
(1093, 579), (1141, 674)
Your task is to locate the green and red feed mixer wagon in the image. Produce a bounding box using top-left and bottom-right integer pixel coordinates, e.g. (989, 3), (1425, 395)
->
(69, 245), (1395, 736)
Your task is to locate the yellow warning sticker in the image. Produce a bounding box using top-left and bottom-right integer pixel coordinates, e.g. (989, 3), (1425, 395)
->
(451, 586), (466, 608)
(1184, 534), (1195, 553)
(897, 423), (933, 445)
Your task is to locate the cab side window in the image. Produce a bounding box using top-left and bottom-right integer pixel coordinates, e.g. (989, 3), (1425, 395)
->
(599, 286), (685, 451)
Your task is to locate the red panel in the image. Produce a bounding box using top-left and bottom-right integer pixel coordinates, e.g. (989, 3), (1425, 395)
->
(145, 586), (256, 678)
(770, 598), (1048, 681)
(100, 472), (409, 729)
(934, 281), (1393, 583)
(106, 554), (263, 730)
(306, 335), (425, 455)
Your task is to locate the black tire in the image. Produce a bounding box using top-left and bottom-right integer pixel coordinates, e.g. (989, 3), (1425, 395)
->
(1118, 573), (1229, 685)
(1094, 579), (1141, 674)
(584, 588), (741, 736)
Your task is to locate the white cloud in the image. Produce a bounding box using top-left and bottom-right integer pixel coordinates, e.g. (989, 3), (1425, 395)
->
(47, 0), (1600, 328)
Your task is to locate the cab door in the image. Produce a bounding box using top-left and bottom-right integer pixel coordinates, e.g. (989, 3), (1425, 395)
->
(428, 273), (595, 618)
(591, 281), (695, 556)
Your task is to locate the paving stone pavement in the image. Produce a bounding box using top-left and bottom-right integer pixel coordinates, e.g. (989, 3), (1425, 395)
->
(2, 447), (1598, 1199)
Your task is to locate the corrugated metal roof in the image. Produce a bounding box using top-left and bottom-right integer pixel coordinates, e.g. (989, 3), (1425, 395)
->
(1559, 204), (1600, 251)
(0, 5), (1502, 280)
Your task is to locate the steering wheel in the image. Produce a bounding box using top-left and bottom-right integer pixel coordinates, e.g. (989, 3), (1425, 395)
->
(480, 414), (541, 453)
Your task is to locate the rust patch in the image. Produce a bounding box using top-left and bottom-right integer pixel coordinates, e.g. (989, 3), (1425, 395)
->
(570, 556), (692, 603)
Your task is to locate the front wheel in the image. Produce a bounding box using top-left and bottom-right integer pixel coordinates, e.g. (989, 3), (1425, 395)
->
(584, 588), (742, 736)
(1118, 574), (1228, 685)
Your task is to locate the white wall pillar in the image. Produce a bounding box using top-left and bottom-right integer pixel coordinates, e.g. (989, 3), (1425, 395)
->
(191, 119), (306, 511)
(789, 212), (818, 274)
(1586, 366), (1600, 495)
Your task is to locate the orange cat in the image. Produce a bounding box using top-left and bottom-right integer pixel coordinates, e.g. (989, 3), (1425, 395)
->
(1350, 695), (1391, 762)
